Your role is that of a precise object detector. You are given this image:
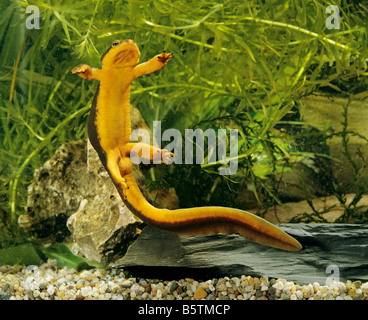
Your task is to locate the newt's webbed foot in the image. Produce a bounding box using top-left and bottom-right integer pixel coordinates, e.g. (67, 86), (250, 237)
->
(120, 178), (128, 190)
(71, 64), (96, 80)
(118, 178), (129, 200)
(157, 52), (173, 64)
(161, 149), (174, 165)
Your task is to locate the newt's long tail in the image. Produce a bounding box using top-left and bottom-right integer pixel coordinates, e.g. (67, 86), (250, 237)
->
(117, 173), (302, 252)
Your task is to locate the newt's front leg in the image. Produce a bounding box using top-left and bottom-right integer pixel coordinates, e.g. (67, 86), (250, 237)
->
(71, 64), (101, 80)
(133, 52), (173, 79)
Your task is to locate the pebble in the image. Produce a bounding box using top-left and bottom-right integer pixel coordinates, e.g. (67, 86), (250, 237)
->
(194, 287), (207, 300)
(0, 260), (367, 300)
(169, 281), (179, 293)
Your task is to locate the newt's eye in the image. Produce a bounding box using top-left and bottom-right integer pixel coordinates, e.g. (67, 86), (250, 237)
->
(112, 40), (120, 47)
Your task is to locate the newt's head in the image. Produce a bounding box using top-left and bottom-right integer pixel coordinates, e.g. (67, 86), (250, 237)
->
(101, 40), (140, 67)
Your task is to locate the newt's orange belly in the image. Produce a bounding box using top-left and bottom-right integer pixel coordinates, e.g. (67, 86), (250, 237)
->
(95, 88), (132, 150)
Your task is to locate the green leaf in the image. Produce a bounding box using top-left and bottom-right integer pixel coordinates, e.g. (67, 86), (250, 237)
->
(42, 243), (105, 270)
(0, 243), (45, 266)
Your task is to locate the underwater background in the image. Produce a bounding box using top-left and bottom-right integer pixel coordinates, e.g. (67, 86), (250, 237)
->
(0, 0), (368, 299)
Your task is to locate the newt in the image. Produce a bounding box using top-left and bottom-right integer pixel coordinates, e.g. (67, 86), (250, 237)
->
(72, 39), (302, 252)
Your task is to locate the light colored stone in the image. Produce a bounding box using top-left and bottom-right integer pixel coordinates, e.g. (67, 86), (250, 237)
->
(47, 285), (55, 296)
(1, 262), (367, 301)
(273, 281), (284, 291)
(26, 106), (179, 265)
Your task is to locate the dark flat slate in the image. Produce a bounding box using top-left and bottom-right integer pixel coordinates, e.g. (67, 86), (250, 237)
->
(114, 224), (368, 285)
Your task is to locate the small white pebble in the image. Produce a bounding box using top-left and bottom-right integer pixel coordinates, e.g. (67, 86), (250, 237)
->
(57, 277), (66, 284)
(245, 285), (253, 292)
(273, 281), (284, 291)
(131, 283), (140, 292)
(1, 263), (367, 301)
(296, 290), (303, 299)
(313, 282), (320, 291)
(47, 285), (55, 296)
(80, 286), (90, 297)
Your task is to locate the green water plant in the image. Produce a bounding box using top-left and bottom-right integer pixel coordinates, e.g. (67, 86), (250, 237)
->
(0, 242), (105, 269)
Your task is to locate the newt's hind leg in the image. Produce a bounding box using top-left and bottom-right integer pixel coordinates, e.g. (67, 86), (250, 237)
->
(106, 155), (129, 199)
(123, 142), (174, 164)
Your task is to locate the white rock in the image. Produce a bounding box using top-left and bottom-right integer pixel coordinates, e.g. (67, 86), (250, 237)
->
(313, 282), (320, 291)
(273, 281), (284, 291)
(156, 289), (162, 299)
(361, 282), (368, 290)
(131, 283), (140, 292)
(57, 277), (66, 284)
(141, 292), (150, 300)
(284, 281), (293, 290)
(80, 286), (90, 297)
(47, 285), (55, 296)
(26, 265), (39, 274)
(245, 285), (253, 292)
(25, 276), (34, 288)
(243, 293), (252, 300)
(65, 274), (73, 281)
(231, 277), (240, 287)
(296, 290), (303, 299)
(31, 282), (40, 291)
(186, 289), (193, 297)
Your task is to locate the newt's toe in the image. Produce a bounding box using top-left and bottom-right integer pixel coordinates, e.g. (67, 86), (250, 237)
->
(158, 52), (173, 63)
(162, 149), (174, 165)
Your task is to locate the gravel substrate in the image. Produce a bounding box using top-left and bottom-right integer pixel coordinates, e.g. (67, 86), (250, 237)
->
(0, 261), (367, 300)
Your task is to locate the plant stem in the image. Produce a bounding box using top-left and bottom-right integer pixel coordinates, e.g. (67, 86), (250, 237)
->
(131, 83), (242, 97)
(9, 104), (91, 228)
(9, 37), (26, 104)
(238, 17), (353, 52)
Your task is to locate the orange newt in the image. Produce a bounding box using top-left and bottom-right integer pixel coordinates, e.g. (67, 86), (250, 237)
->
(72, 40), (302, 252)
